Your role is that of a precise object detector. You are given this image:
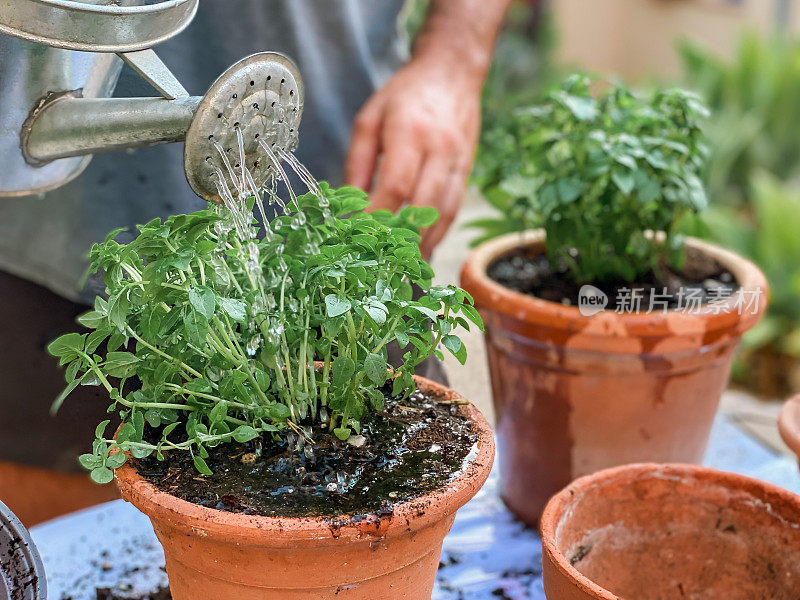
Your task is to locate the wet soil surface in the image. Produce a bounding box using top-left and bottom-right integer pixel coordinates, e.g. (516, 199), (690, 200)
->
(488, 246), (739, 311)
(135, 385), (478, 520)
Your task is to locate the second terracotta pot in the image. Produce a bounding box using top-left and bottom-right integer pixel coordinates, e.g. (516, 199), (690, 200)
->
(541, 463), (800, 599)
(114, 375), (494, 600)
(460, 231), (767, 526)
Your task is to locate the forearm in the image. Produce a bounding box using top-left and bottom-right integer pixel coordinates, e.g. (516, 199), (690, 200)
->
(412, 0), (514, 88)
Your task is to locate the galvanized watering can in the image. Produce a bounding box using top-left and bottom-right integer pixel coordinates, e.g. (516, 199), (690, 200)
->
(0, 0), (304, 202)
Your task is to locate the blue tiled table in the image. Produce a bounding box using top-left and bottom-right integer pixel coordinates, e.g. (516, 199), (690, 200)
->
(32, 415), (800, 600)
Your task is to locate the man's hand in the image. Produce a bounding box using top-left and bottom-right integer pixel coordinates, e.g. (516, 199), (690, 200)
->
(345, 0), (513, 258)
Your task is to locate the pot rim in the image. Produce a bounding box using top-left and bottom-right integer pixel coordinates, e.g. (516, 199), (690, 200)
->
(540, 462), (800, 600)
(114, 374), (495, 546)
(779, 395), (800, 459)
(0, 498), (47, 600)
(460, 230), (768, 338)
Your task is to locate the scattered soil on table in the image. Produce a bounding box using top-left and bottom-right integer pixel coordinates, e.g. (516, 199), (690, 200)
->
(488, 246), (739, 311)
(95, 585), (171, 600)
(135, 385), (478, 520)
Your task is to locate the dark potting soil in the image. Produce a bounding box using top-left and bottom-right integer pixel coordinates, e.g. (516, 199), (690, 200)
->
(488, 246), (739, 311)
(134, 385), (478, 521)
(94, 585), (171, 600)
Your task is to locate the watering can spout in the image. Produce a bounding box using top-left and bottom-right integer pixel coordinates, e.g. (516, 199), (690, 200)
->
(23, 95), (203, 165)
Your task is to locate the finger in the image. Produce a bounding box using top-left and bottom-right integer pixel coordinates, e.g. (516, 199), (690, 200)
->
(368, 130), (424, 213)
(409, 152), (452, 211)
(420, 165), (468, 258)
(409, 152), (452, 254)
(345, 99), (384, 192)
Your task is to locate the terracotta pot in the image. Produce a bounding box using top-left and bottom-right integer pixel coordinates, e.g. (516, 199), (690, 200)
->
(540, 463), (800, 600)
(779, 395), (800, 465)
(114, 375), (494, 600)
(460, 231), (767, 526)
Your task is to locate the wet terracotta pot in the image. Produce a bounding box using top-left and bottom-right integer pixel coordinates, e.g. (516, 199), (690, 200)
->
(779, 395), (800, 466)
(460, 231), (767, 526)
(540, 463), (800, 600)
(114, 375), (494, 600)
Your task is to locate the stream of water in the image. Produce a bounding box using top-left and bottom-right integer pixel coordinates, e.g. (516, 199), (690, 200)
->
(208, 123), (334, 424)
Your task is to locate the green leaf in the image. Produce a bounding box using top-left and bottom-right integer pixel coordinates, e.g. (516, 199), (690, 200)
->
(209, 401), (228, 424)
(193, 456), (213, 476)
(366, 387), (385, 411)
(611, 170), (636, 195)
(104, 352), (140, 378)
(85, 329), (109, 355)
(105, 452), (127, 469)
(107, 332), (126, 352)
(108, 294), (130, 331)
(559, 93), (598, 120)
(269, 403), (291, 421)
(51, 379), (81, 415)
(116, 422), (136, 444)
(78, 453), (102, 470)
(47, 333), (85, 360)
(218, 297), (247, 321)
(185, 378), (213, 394)
(332, 356), (356, 387)
(363, 303), (387, 324)
(395, 330), (410, 348)
(253, 369), (271, 390)
(141, 307), (164, 338)
(400, 205), (439, 228)
(325, 294), (352, 318)
(364, 353), (387, 386)
(95, 420), (111, 439)
(90, 466), (114, 484)
(232, 425), (259, 443)
(460, 305), (484, 331)
(183, 310), (209, 345)
(556, 177), (585, 203)
(442, 334), (467, 365)
(334, 427), (351, 441)
(76, 310), (105, 329)
(189, 287), (216, 319)
(144, 409), (162, 427)
(130, 445), (153, 459)
(410, 305), (438, 319)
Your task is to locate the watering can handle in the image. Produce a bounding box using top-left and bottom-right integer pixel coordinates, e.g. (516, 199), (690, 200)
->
(0, 0), (199, 53)
(119, 49), (190, 100)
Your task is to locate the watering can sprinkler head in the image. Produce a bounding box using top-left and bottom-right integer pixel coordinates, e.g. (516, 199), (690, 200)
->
(0, 0), (304, 202)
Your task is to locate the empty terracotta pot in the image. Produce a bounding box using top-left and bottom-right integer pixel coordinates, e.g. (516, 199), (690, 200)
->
(114, 375), (494, 600)
(460, 231), (767, 526)
(541, 463), (800, 600)
(779, 395), (800, 465)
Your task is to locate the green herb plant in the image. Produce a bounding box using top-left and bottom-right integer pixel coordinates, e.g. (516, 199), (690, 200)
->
(48, 184), (482, 483)
(471, 75), (710, 283)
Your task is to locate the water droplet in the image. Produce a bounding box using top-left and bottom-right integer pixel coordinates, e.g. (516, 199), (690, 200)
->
(246, 259), (263, 279)
(247, 241), (259, 261)
(246, 335), (261, 356)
